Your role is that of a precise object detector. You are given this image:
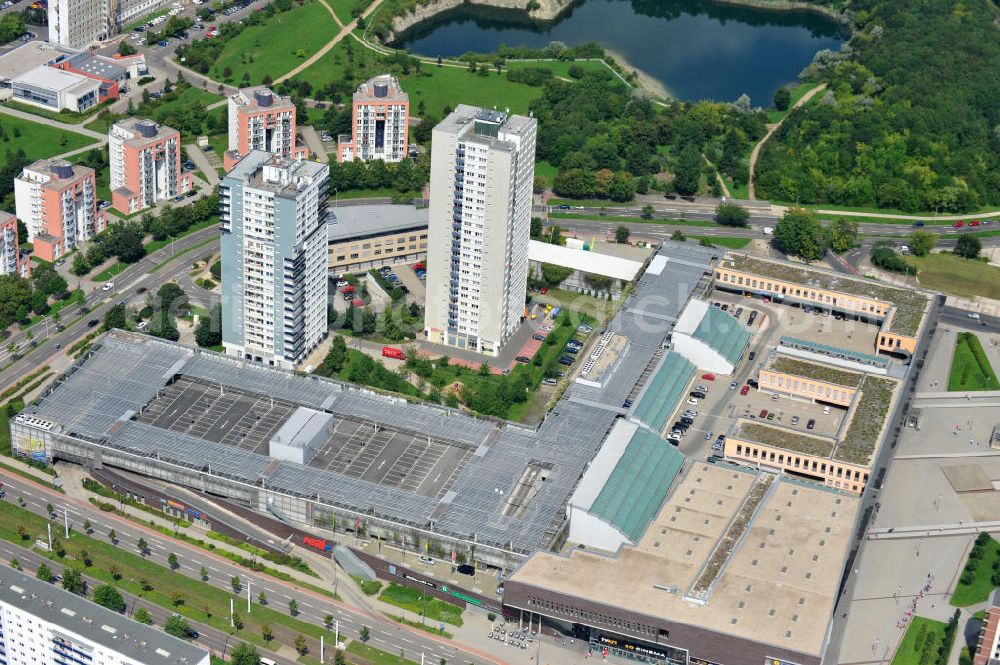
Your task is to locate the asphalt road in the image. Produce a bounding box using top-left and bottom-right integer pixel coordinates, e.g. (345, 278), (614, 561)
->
(0, 225), (220, 379)
(0, 472), (500, 665)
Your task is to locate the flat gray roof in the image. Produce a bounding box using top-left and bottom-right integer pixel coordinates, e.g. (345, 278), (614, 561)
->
(0, 41), (74, 80)
(24, 241), (718, 554)
(327, 204), (427, 243)
(0, 565), (209, 665)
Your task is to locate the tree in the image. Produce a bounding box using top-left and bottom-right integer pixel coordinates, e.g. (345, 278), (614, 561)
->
(359, 625), (370, 641)
(673, 144), (703, 197)
(148, 309), (179, 341)
(78, 549), (91, 567)
(107, 528), (116, 544)
(109, 565), (121, 580)
(288, 598), (298, 616)
(93, 584), (126, 612)
(156, 282), (187, 312)
(294, 634), (308, 655)
(137, 537), (148, 554)
(31, 263), (67, 296)
(324, 336), (347, 373)
(71, 253), (90, 276)
(229, 642), (260, 665)
(641, 205), (654, 219)
(828, 219), (859, 253)
(530, 216), (543, 237)
(909, 231), (938, 257)
(199, 565), (208, 581)
(324, 614), (334, 630)
(772, 208), (827, 261)
(231, 576), (241, 593)
(118, 39), (137, 56)
(671, 230), (687, 241)
(9, 557), (19, 570)
(261, 624), (273, 642)
(82, 519), (91, 533)
(194, 303), (222, 347)
(615, 225), (631, 244)
(103, 304), (128, 332)
(36, 563), (54, 582)
(773, 87), (791, 112)
(164, 615), (190, 639)
(167, 553), (179, 570)
(62, 567), (85, 595)
(258, 590), (267, 605)
(46, 502), (54, 516)
(714, 202), (750, 227)
(0, 13), (25, 45)
(955, 234), (982, 259)
(134, 607), (153, 624)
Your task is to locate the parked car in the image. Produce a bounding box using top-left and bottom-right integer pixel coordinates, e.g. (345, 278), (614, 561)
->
(542, 378), (558, 386)
(532, 333), (547, 341)
(748, 351), (756, 361)
(577, 324), (593, 333)
(740, 385), (750, 396)
(515, 355), (531, 363)
(807, 418), (816, 430)
(729, 381), (738, 390)
(766, 412), (775, 420)
(457, 564), (475, 576)
(558, 355), (575, 365)
(335, 279), (349, 288)
(701, 373), (715, 381)
(823, 405), (831, 415)
(704, 431), (713, 441)
(622, 399), (632, 408)
(686, 398), (700, 406)
(690, 391), (706, 399)
(759, 409), (768, 418)
(419, 555), (436, 566)
(791, 416), (799, 425)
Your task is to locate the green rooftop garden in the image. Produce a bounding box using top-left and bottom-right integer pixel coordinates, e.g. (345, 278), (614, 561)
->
(771, 356), (862, 387)
(738, 422), (834, 458)
(834, 375), (898, 465)
(723, 254), (928, 337)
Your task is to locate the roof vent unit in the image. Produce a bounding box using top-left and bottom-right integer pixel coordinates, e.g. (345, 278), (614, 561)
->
(254, 89), (273, 107)
(50, 161), (74, 179)
(136, 121), (158, 138)
(373, 82), (389, 98)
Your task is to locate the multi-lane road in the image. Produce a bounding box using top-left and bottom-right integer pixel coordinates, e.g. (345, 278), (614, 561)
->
(0, 471), (502, 665)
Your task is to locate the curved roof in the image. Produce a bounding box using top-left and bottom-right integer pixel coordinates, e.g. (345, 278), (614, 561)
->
(693, 305), (750, 366)
(631, 351), (694, 432)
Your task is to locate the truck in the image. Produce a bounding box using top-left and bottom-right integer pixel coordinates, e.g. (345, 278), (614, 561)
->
(762, 227), (774, 236)
(382, 346), (406, 361)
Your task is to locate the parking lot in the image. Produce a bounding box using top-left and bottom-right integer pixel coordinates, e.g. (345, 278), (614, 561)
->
(732, 389), (846, 439)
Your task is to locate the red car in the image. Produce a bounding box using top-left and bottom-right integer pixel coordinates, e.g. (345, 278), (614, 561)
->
(759, 409), (768, 418)
(540, 287), (548, 295)
(953, 220), (965, 228)
(701, 373), (716, 381)
(740, 385), (750, 396)
(341, 285), (355, 294)
(970, 220), (981, 227)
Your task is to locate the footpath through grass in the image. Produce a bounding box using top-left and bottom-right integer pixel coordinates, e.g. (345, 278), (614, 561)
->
(377, 583), (464, 627)
(891, 616), (949, 665)
(347, 640), (419, 665)
(948, 332), (1000, 392)
(952, 534), (1000, 606)
(0, 115), (94, 168)
(210, 0), (335, 85)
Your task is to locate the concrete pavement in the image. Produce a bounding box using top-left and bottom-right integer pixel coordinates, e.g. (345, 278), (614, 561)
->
(185, 144), (220, 186)
(299, 125), (329, 163)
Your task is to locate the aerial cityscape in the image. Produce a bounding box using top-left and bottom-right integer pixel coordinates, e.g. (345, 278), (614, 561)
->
(0, 0), (994, 664)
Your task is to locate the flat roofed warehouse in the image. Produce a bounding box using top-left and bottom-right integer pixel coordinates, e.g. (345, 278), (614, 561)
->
(505, 463), (859, 665)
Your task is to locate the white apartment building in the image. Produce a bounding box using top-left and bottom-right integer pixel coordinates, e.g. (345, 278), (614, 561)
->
(48, 0), (168, 48)
(220, 150), (329, 369)
(0, 564), (210, 665)
(423, 105), (537, 355)
(337, 74), (409, 163)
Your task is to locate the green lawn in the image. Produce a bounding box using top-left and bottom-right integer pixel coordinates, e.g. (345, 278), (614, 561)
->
(534, 160), (558, 188)
(951, 535), (1000, 606)
(92, 262), (127, 283)
(948, 332), (1000, 392)
(85, 85), (225, 135)
(336, 187), (397, 200)
(377, 583), (464, 627)
(891, 616), (949, 665)
(346, 640), (419, 665)
(504, 59), (609, 79)
(0, 115), (94, 168)
(4, 100), (110, 123)
(690, 235), (751, 249)
(327, 0), (367, 24)
(209, 0), (336, 85)
(906, 252), (1000, 300)
(548, 212), (716, 227)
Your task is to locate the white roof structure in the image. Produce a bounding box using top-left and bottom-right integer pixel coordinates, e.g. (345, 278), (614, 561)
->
(527, 240), (642, 281)
(13, 65), (98, 96)
(0, 41), (74, 81)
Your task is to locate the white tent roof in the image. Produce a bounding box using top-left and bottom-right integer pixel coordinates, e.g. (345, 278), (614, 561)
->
(528, 240), (642, 281)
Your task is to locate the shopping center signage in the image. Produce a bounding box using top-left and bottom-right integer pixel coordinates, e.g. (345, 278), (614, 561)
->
(597, 634), (674, 661)
(303, 535), (332, 551)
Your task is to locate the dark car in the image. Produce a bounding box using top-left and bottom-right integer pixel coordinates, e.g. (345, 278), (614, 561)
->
(748, 351), (756, 361)
(912, 221), (925, 228)
(622, 399), (632, 408)
(564, 346), (579, 354)
(558, 355), (575, 365)
(514, 355), (530, 363)
(807, 419), (816, 430)
(87, 319), (100, 328)
(532, 333), (547, 341)
(690, 391), (706, 399)
(136, 287), (147, 294)
(557, 204), (570, 209)
(457, 564), (475, 576)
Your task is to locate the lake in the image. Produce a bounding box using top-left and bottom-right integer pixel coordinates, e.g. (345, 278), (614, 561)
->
(393, 0), (847, 103)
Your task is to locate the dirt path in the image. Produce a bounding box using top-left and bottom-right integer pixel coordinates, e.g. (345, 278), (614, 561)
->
(703, 153), (731, 198)
(275, 0), (385, 85)
(747, 82), (826, 200)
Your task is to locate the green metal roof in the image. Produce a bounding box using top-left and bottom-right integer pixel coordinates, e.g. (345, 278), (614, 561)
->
(589, 426), (684, 543)
(694, 306), (750, 366)
(632, 352), (695, 432)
